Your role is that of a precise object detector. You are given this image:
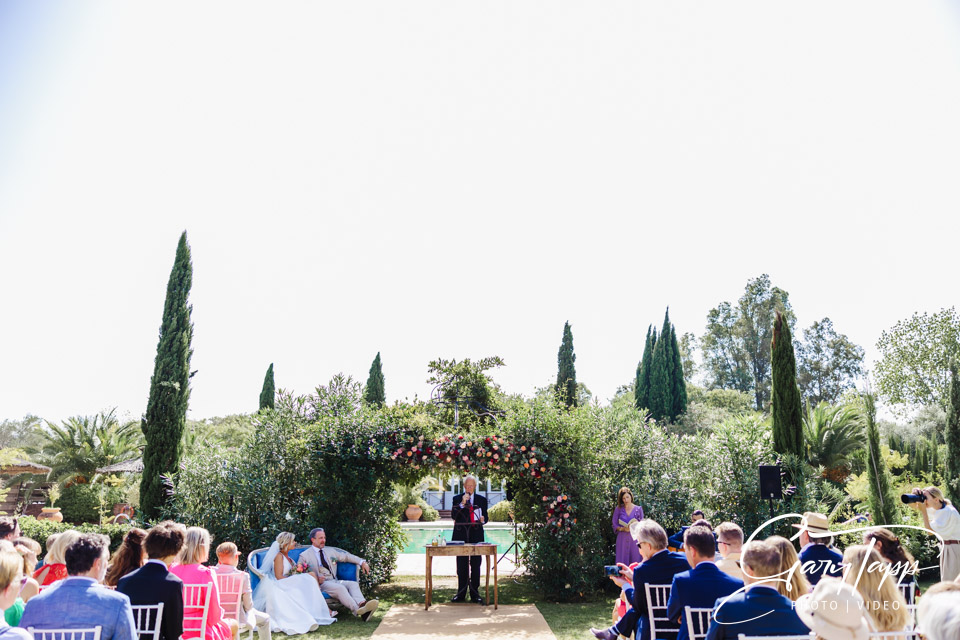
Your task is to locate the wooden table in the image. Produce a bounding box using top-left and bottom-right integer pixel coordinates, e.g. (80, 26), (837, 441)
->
(424, 543), (498, 610)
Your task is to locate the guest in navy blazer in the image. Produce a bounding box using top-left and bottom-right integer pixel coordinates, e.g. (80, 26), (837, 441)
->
(667, 510), (705, 550)
(117, 522), (185, 640)
(666, 526), (744, 640)
(704, 540), (810, 640)
(793, 512), (843, 586)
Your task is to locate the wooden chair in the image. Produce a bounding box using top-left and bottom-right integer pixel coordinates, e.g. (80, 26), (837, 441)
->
(182, 583), (212, 640)
(28, 627), (103, 640)
(684, 607), (713, 640)
(644, 584), (676, 640)
(131, 603), (164, 640)
(216, 572), (252, 640)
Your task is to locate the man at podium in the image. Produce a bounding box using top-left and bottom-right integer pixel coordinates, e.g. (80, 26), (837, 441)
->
(451, 474), (488, 604)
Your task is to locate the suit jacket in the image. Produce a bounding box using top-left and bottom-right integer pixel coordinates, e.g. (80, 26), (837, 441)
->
(20, 577), (137, 640)
(704, 586), (809, 640)
(451, 493), (488, 543)
(117, 561), (184, 640)
(667, 562), (744, 640)
(300, 545), (364, 581)
(798, 543), (843, 585)
(623, 550), (691, 640)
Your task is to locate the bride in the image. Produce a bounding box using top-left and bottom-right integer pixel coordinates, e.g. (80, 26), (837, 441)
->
(252, 532), (337, 634)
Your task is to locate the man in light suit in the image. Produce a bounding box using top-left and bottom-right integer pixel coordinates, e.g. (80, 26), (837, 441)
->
(301, 528), (379, 621)
(451, 474), (488, 604)
(21, 533), (137, 640)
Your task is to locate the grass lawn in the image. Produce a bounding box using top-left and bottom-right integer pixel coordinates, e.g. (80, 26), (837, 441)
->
(284, 574), (612, 640)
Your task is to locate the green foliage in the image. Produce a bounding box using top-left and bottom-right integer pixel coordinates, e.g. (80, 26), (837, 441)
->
(875, 307), (960, 412)
(17, 516), (132, 555)
(34, 409), (142, 485)
(185, 414), (255, 448)
(392, 480), (438, 521)
(647, 310), (686, 422)
(677, 333), (698, 383)
(946, 360), (960, 503)
(0, 415), (45, 451)
(674, 385), (757, 434)
(701, 274), (794, 410)
(364, 353), (386, 408)
(771, 311), (804, 457)
(801, 402), (865, 477)
(670, 326), (688, 419)
(55, 482), (128, 524)
(796, 318), (866, 406)
(555, 322), (578, 409)
(635, 326), (656, 412)
(141, 231), (194, 520)
(863, 394), (899, 526)
(426, 357), (504, 429)
(488, 500), (514, 522)
(259, 363), (275, 411)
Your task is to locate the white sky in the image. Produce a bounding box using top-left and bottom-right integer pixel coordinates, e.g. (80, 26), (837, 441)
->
(2, 2), (959, 423)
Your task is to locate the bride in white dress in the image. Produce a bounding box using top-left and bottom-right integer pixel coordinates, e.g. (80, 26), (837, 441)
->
(252, 532), (337, 634)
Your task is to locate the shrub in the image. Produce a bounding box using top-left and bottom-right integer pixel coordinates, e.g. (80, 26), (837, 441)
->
(488, 500), (513, 522)
(18, 516), (132, 555)
(56, 483), (128, 524)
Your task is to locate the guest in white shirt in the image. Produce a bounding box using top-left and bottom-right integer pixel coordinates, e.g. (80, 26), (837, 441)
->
(714, 522), (744, 581)
(215, 543), (271, 640)
(910, 486), (960, 582)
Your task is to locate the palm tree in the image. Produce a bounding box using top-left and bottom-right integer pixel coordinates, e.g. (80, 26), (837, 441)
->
(36, 409), (143, 485)
(802, 402), (866, 480)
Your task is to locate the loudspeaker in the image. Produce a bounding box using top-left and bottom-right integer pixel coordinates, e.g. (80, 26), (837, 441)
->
(759, 465), (782, 500)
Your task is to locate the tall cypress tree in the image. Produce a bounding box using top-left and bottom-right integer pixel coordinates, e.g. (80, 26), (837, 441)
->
(865, 393), (899, 525)
(947, 359), (960, 503)
(668, 325), (688, 420)
(635, 326), (656, 411)
(259, 363), (275, 411)
(364, 352), (386, 407)
(555, 321), (578, 408)
(140, 231), (194, 520)
(648, 310), (675, 422)
(771, 310), (804, 457)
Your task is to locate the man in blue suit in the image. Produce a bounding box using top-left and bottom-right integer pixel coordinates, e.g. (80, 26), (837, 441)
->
(592, 520), (690, 640)
(666, 526), (744, 640)
(21, 533), (137, 640)
(793, 512), (843, 586)
(704, 540), (810, 640)
(667, 510), (705, 550)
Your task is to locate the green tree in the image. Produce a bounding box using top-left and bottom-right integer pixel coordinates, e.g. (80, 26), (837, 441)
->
(36, 410), (142, 485)
(771, 310), (803, 457)
(864, 393), (899, 525)
(0, 415), (45, 451)
(426, 356), (504, 429)
(555, 322), (578, 408)
(364, 352), (386, 408)
(648, 312), (674, 422)
(875, 308), (960, 412)
(669, 326), (688, 419)
(797, 318), (866, 405)
(946, 359), (960, 503)
(140, 231), (194, 520)
(701, 275), (794, 410)
(801, 402), (865, 477)
(259, 363), (275, 411)
(678, 332), (698, 383)
(635, 326), (656, 411)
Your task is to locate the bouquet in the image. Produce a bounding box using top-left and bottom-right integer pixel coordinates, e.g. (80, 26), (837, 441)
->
(287, 560), (311, 577)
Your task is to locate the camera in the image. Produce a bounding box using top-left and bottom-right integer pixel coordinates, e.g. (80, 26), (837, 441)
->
(604, 565), (621, 577)
(901, 490), (925, 504)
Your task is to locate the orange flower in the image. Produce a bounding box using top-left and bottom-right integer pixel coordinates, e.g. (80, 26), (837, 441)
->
(523, 462), (529, 469)
(406, 451), (413, 457)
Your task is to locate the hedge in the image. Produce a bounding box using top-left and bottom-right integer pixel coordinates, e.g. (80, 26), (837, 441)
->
(18, 516), (133, 555)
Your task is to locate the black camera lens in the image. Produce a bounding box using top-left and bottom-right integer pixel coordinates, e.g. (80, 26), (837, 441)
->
(900, 493), (925, 504)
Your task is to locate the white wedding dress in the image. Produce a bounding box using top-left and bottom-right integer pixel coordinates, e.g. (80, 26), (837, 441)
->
(252, 543), (337, 635)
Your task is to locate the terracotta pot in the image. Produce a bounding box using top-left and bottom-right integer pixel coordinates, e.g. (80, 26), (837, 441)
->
(38, 507), (63, 523)
(405, 504), (423, 521)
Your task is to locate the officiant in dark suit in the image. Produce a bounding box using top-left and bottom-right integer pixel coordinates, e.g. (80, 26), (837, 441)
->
(451, 474), (488, 604)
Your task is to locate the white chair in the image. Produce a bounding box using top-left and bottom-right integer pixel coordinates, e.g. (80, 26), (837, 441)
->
(905, 603), (918, 630)
(684, 607), (712, 640)
(738, 635), (813, 640)
(870, 632), (922, 640)
(28, 627), (103, 640)
(131, 603), (165, 640)
(897, 582), (916, 604)
(183, 583), (212, 640)
(644, 584), (676, 640)
(216, 572), (253, 640)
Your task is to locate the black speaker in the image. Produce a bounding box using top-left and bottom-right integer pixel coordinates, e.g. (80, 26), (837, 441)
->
(759, 465), (782, 500)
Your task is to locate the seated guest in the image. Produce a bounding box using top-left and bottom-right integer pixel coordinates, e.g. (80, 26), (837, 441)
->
(917, 590), (960, 640)
(3, 539), (41, 626)
(842, 545), (909, 631)
(766, 535), (810, 601)
(714, 522), (744, 581)
(793, 511), (843, 586)
(0, 546), (31, 640)
(117, 522), (185, 640)
(33, 530), (81, 586)
(214, 542), (271, 640)
(795, 580), (871, 640)
(105, 528), (147, 588)
(592, 520), (690, 640)
(704, 540), (809, 640)
(170, 527), (237, 640)
(20, 533), (137, 640)
(0, 519), (19, 543)
(668, 510), (705, 550)
(863, 528), (918, 601)
(12, 538), (40, 603)
(666, 526), (743, 640)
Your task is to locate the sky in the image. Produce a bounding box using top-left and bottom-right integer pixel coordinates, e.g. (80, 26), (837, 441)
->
(2, 2), (960, 424)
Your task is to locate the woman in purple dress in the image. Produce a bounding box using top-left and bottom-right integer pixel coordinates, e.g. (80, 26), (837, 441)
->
(612, 487), (644, 565)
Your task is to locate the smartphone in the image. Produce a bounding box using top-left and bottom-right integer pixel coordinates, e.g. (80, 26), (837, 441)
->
(604, 565), (620, 576)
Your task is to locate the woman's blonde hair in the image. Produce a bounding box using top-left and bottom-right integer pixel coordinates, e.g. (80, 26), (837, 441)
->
(0, 548), (23, 592)
(925, 486), (951, 507)
(842, 545), (909, 632)
(47, 530), (82, 565)
(276, 532), (296, 551)
(765, 535), (810, 601)
(178, 527), (211, 565)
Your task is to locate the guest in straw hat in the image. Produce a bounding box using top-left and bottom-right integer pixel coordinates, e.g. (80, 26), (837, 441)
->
(793, 512), (843, 586)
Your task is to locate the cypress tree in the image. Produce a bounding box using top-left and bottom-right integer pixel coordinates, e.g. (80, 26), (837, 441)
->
(635, 326), (656, 411)
(140, 231), (194, 520)
(259, 363), (275, 411)
(669, 325), (688, 420)
(771, 310), (804, 457)
(555, 321), (578, 408)
(864, 393), (899, 526)
(648, 310), (675, 422)
(947, 359), (960, 503)
(364, 352), (386, 407)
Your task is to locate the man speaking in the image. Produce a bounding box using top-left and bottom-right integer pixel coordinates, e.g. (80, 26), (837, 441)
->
(451, 474), (488, 604)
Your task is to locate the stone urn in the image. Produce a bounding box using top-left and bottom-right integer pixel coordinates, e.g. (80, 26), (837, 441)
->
(37, 507), (63, 523)
(405, 504), (423, 521)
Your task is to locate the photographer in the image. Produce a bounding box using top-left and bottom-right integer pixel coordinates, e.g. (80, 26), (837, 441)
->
(908, 486), (960, 581)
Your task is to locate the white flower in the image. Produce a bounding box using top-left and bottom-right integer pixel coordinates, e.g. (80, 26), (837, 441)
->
(285, 512), (294, 521)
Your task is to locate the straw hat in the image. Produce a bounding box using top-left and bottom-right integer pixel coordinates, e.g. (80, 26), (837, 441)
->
(795, 580), (871, 640)
(792, 512), (831, 537)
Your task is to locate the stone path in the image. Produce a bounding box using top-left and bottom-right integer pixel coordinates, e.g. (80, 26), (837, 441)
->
(370, 604), (556, 640)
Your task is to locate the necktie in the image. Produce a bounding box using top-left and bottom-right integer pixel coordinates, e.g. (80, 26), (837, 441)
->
(467, 495), (475, 523)
(319, 548), (332, 573)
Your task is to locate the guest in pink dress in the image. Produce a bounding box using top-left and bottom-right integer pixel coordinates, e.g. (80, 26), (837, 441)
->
(170, 528), (236, 640)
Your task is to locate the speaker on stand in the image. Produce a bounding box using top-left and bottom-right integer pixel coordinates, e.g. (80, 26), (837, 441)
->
(759, 465), (782, 519)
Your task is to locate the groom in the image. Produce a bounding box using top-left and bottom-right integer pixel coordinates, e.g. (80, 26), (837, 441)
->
(301, 528), (379, 621)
